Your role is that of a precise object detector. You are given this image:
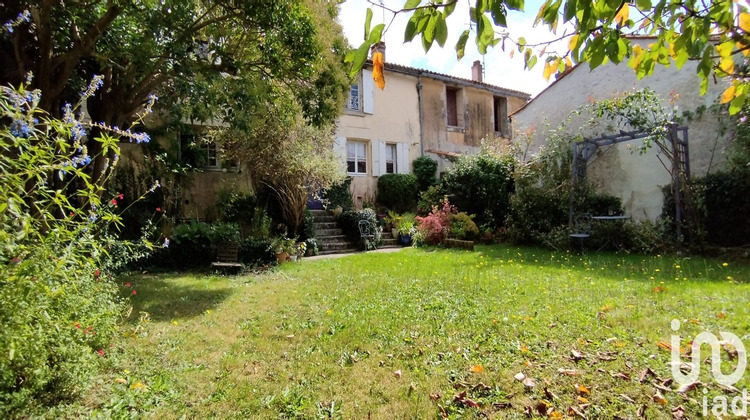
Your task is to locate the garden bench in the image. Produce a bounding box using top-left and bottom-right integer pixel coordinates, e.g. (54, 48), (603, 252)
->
(211, 241), (243, 270)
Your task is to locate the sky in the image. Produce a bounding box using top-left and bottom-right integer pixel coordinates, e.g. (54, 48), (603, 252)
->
(337, 0), (571, 97)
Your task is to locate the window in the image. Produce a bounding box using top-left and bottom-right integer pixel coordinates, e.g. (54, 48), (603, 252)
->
(446, 87), (459, 126)
(385, 143), (396, 174)
(494, 96), (508, 135)
(203, 141), (219, 168)
(346, 82), (361, 112)
(347, 141), (367, 174)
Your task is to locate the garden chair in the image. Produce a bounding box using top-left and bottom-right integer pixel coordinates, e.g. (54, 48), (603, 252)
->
(211, 241), (243, 271)
(569, 213), (592, 253)
(358, 220), (376, 251)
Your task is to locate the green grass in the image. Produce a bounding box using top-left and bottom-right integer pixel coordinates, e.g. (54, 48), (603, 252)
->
(59, 245), (750, 418)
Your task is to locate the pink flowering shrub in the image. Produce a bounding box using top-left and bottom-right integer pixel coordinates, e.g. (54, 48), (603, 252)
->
(416, 198), (457, 245)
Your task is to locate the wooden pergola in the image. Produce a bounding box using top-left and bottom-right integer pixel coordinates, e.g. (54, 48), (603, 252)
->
(570, 123), (690, 244)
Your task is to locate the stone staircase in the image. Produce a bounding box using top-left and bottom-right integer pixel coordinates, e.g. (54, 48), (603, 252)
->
(310, 210), (399, 255)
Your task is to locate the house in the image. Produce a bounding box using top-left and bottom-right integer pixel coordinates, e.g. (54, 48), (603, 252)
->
(511, 36), (731, 221)
(335, 43), (530, 208)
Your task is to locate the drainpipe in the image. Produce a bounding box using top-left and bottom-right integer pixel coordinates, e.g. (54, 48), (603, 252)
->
(417, 73), (424, 156)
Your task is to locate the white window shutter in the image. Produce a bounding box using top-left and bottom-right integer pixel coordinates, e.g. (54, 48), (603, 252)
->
(362, 69), (374, 114)
(371, 139), (381, 176)
(397, 142), (409, 174)
(378, 140), (387, 176)
(334, 136), (347, 172)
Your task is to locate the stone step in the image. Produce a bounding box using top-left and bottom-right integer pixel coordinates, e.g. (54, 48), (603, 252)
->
(309, 209), (328, 217)
(315, 228), (343, 237)
(319, 242), (353, 251)
(313, 216), (337, 224)
(318, 248), (358, 256)
(317, 235), (350, 244)
(313, 222), (338, 230)
(381, 238), (398, 246)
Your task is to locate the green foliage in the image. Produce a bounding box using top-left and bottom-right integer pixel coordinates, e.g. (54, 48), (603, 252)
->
(338, 208), (378, 247)
(377, 174), (418, 213)
(449, 212), (479, 240)
(238, 237), (276, 267)
(395, 213), (417, 236)
(695, 171), (750, 247)
(442, 150), (514, 229)
(166, 222), (215, 269)
(729, 106), (750, 171)
(210, 222), (241, 243)
(352, 1), (750, 114)
(412, 156), (438, 192)
(323, 177), (354, 210)
(0, 84), (153, 414)
(417, 184), (446, 215)
(216, 191), (257, 224)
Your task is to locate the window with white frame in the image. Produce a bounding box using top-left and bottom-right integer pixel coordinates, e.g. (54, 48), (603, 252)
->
(346, 81), (361, 112)
(385, 143), (396, 174)
(347, 140), (367, 174)
(203, 141), (219, 168)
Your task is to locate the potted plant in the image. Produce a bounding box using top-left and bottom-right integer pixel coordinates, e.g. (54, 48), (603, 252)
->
(386, 211), (401, 238)
(272, 237), (297, 265)
(397, 220), (415, 246)
(304, 238), (319, 256)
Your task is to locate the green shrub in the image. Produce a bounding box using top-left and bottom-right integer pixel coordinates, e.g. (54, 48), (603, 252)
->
(377, 174), (418, 213)
(417, 184), (446, 215)
(442, 151), (514, 229)
(449, 212), (479, 240)
(0, 82), (153, 414)
(412, 156), (438, 192)
(324, 177), (353, 210)
(696, 170), (750, 247)
(210, 221), (241, 243)
(338, 208), (378, 248)
(216, 191), (257, 223)
(238, 237), (276, 266)
(167, 222), (214, 268)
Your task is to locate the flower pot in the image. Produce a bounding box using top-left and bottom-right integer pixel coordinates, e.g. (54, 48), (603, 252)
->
(391, 228), (398, 238)
(399, 234), (411, 246)
(290, 255), (298, 262)
(276, 251), (289, 265)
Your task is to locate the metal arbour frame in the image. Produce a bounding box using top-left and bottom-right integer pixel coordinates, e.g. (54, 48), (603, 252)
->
(569, 124), (690, 243)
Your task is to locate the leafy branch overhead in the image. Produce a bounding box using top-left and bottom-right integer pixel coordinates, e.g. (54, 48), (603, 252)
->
(350, 0), (750, 114)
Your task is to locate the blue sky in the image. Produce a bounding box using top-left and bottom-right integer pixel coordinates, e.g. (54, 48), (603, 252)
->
(337, 0), (565, 96)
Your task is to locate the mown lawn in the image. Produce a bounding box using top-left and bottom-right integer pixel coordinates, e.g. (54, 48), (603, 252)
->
(61, 245), (749, 418)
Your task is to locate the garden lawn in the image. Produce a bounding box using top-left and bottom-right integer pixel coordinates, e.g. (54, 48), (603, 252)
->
(69, 245), (749, 418)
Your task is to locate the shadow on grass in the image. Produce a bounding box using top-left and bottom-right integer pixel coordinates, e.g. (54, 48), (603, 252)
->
(121, 273), (233, 323)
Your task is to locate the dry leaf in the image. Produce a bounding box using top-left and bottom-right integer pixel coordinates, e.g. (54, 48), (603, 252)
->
(514, 372), (526, 382)
(523, 377), (536, 388)
(544, 386), (559, 400)
(653, 391), (668, 405)
(115, 378), (127, 384)
(620, 394), (636, 404)
(558, 368), (579, 376)
(676, 381), (701, 394)
(520, 342), (530, 353)
(429, 393), (441, 401)
(571, 349), (584, 362)
(672, 405), (686, 419)
(717, 312), (727, 319)
(657, 341), (672, 351)
(549, 410), (564, 419)
(470, 364), (484, 373)
(637, 404), (647, 418)
(611, 372), (631, 381)
(568, 405), (588, 419)
(393, 370), (402, 379)
(577, 396), (589, 404)
(576, 384), (590, 395)
(639, 367), (656, 383)
(372, 52), (386, 90)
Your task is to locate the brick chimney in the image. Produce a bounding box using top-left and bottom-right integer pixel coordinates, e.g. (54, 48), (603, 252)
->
(370, 41), (386, 61)
(471, 60), (483, 83)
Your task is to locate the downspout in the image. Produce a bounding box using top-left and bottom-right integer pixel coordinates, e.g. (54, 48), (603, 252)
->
(417, 73), (424, 156)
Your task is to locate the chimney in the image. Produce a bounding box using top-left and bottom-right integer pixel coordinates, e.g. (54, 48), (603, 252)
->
(370, 41), (386, 61)
(471, 60), (483, 83)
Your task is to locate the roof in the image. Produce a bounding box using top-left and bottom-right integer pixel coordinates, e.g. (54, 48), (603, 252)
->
(509, 62), (582, 116)
(364, 60), (531, 100)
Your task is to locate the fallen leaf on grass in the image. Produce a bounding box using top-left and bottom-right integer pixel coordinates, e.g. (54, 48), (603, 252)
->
(611, 372), (631, 381)
(429, 393), (441, 401)
(717, 312), (727, 319)
(514, 372), (526, 381)
(577, 396), (589, 404)
(571, 349), (584, 362)
(653, 391), (668, 405)
(653, 286), (667, 293)
(637, 404), (647, 417)
(544, 386), (559, 400)
(548, 410), (564, 419)
(523, 377), (536, 388)
(568, 405), (588, 419)
(620, 394), (636, 404)
(520, 342), (530, 353)
(657, 341), (672, 350)
(672, 405), (686, 419)
(115, 378), (127, 384)
(393, 370), (402, 379)
(676, 381), (701, 394)
(718, 383), (741, 393)
(576, 384), (590, 395)
(639, 367), (656, 383)
(470, 364), (484, 373)
(453, 390), (479, 408)
(558, 368), (579, 376)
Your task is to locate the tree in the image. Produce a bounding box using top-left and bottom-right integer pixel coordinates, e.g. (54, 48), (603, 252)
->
(1, 0), (348, 187)
(348, 0), (750, 113)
